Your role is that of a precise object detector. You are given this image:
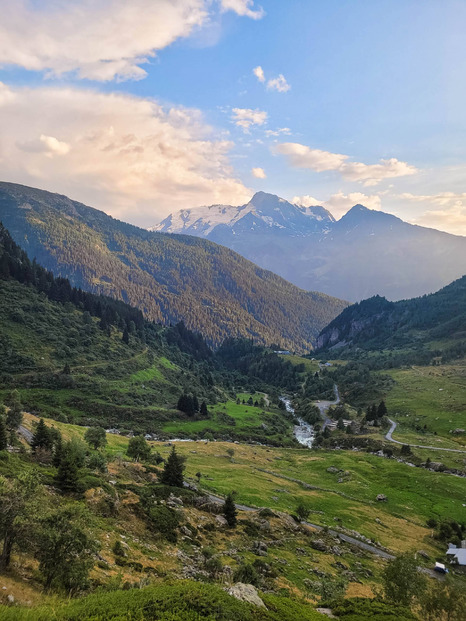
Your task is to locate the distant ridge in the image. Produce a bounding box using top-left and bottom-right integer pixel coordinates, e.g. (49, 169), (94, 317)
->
(154, 192), (466, 302)
(0, 181), (348, 351)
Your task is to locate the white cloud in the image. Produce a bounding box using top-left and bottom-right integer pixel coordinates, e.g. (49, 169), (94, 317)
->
(292, 195), (322, 207)
(399, 191), (466, 208)
(265, 127), (291, 137)
(0, 82), (251, 225)
(415, 206), (466, 234)
(0, 0), (208, 82)
(267, 74), (290, 93)
(253, 65), (265, 83)
(293, 191), (382, 218)
(231, 107), (267, 132)
(0, 0), (264, 82)
(275, 142), (418, 186)
(251, 167), (266, 179)
(220, 0), (265, 20)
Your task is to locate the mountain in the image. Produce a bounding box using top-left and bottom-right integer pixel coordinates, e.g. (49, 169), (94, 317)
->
(0, 182), (347, 351)
(316, 275), (466, 362)
(154, 192), (466, 302)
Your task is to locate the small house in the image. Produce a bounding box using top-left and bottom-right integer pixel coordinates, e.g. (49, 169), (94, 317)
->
(446, 541), (466, 566)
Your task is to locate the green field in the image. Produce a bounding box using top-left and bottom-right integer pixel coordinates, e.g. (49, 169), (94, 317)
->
(382, 362), (466, 448)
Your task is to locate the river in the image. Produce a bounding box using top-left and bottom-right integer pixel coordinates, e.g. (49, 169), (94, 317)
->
(281, 397), (316, 448)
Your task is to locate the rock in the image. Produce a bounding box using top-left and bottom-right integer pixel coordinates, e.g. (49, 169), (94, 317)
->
(168, 493), (183, 506)
(331, 546), (342, 556)
(215, 515), (228, 527)
(253, 540), (268, 556)
(295, 547), (307, 556)
(376, 494), (388, 502)
(326, 466), (340, 474)
(418, 550), (430, 559)
(7, 594), (14, 604)
(316, 607), (337, 619)
(258, 519), (271, 533)
(180, 525), (192, 537)
(311, 539), (328, 552)
(227, 583), (266, 608)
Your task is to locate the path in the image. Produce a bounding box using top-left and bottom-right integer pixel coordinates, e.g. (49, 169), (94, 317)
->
(315, 384), (340, 429)
(18, 424), (33, 444)
(386, 419), (466, 454)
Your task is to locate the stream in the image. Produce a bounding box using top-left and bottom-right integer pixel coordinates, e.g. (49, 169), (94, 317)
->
(281, 397), (316, 448)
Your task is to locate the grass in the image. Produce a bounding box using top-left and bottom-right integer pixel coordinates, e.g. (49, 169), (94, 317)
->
(381, 361), (466, 448)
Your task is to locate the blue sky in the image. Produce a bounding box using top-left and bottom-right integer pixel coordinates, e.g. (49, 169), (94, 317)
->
(0, 0), (465, 233)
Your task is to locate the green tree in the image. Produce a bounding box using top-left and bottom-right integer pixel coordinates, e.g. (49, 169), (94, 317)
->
(382, 552), (426, 607)
(84, 426), (107, 451)
(127, 435), (151, 462)
(223, 492), (237, 528)
(122, 327), (130, 344)
(200, 401), (208, 416)
(0, 415), (7, 451)
(319, 577), (348, 605)
(0, 471), (40, 571)
(5, 389), (23, 431)
(160, 446), (185, 488)
(295, 502), (310, 522)
(418, 578), (466, 621)
(55, 440), (85, 493)
(31, 419), (52, 452)
(35, 507), (99, 593)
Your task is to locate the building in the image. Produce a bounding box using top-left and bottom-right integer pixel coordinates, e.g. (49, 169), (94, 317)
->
(446, 541), (466, 566)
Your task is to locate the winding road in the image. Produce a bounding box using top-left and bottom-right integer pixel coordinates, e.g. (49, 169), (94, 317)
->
(315, 384), (340, 429)
(385, 419), (466, 454)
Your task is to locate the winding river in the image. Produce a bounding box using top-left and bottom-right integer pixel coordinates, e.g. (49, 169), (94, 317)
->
(281, 397), (316, 448)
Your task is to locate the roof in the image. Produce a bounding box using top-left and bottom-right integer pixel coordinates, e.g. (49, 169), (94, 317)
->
(446, 548), (466, 565)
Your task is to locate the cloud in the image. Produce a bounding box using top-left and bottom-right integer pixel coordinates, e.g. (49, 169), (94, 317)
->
(267, 74), (290, 93)
(0, 82), (251, 225)
(275, 142), (417, 186)
(293, 191), (382, 218)
(231, 107), (267, 132)
(399, 191), (466, 208)
(251, 167), (266, 179)
(0, 0), (208, 82)
(253, 65), (265, 83)
(220, 0), (265, 20)
(253, 66), (290, 92)
(415, 206), (466, 234)
(0, 1), (264, 82)
(265, 127), (291, 137)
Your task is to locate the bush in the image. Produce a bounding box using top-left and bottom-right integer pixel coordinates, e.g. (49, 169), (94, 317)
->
(146, 505), (181, 543)
(233, 562), (260, 587)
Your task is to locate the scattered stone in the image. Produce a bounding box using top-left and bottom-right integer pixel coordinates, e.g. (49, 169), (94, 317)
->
(295, 547), (307, 556)
(311, 539), (328, 552)
(253, 541), (268, 556)
(326, 466), (340, 474)
(418, 550), (430, 559)
(215, 515), (228, 527)
(7, 594), (14, 604)
(376, 494), (388, 502)
(316, 607), (337, 619)
(331, 546), (342, 556)
(227, 583), (266, 608)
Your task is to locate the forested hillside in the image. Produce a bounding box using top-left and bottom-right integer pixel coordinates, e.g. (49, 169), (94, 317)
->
(0, 182), (347, 351)
(316, 276), (466, 366)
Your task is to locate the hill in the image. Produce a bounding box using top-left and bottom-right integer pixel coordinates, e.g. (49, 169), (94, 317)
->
(0, 182), (347, 351)
(316, 275), (466, 365)
(154, 192), (466, 302)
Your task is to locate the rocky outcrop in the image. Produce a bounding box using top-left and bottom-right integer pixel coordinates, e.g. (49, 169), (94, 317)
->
(227, 583), (266, 608)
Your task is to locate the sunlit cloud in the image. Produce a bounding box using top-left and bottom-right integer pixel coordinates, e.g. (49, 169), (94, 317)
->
(251, 167), (266, 178)
(267, 74), (290, 93)
(231, 107), (268, 132)
(220, 0), (265, 20)
(253, 65), (265, 82)
(0, 83), (251, 225)
(293, 191), (382, 218)
(276, 142), (418, 186)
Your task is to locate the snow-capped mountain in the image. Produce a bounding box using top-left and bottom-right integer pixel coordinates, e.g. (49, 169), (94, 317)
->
(151, 192), (466, 302)
(152, 192), (334, 237)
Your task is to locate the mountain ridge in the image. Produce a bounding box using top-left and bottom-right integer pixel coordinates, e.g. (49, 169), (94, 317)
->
(154, 192), (466, 302)
(0, 181), (347, 352)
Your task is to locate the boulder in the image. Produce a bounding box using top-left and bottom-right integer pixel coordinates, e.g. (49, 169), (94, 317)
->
(376, 494), (388, 502)
(227, 583), (266, 608)
(253, 540), (268, 556)
(311, 539), (328, 552)
(215, 514), (228, 527)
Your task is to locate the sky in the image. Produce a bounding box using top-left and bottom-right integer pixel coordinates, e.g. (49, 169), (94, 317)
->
(1, 0), (466, 234)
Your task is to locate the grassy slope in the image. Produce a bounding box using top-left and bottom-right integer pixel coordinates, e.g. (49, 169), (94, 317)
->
(382, 362), (466, 448)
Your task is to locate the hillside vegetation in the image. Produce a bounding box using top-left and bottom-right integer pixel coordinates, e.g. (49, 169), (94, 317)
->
(316, 276), (466, 366)
(0, 182), (347, 351)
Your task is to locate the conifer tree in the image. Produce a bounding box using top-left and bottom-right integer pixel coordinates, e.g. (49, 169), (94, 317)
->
(0, 416), (7, 451)
(160, 446), (185, 488)
(122, 327), (130, 344)
(56, 443), (80, 493)
(31, 419), (52, 452)
(200, 401), (208, 416)
(377, 400), (388, 418)
(223, 492), (237, 528)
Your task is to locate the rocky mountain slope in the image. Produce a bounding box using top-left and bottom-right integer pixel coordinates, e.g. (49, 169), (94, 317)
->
(154, 192), (466, 302)
(0, 182), (347, 351)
